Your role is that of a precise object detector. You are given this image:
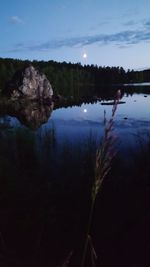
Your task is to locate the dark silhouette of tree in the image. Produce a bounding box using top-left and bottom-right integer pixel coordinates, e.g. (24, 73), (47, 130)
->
(0, 57), (149, 97)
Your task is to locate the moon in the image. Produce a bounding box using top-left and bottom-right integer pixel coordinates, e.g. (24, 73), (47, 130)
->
(83, 108), (87, 113)
(83, 53), (87, 59)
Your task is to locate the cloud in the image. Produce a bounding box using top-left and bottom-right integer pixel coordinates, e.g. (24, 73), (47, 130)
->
(144, 20), (150, 28)
(123, 20), (136, 26)
(10, 16), (24, 24)
(7, 22), (150, 53)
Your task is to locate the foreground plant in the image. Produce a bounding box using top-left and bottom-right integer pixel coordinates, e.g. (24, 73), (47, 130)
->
(81, 90), (121, 267)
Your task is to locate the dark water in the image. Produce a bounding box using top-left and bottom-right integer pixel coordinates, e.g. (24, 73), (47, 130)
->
(0, 91), (150, 267)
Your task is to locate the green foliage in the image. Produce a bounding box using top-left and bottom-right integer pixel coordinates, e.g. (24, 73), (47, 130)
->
(0, 57), (148, 98)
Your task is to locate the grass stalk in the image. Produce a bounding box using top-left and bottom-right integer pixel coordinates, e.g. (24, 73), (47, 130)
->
(80, 197), (95, 267)
(80, 90), (121, 267)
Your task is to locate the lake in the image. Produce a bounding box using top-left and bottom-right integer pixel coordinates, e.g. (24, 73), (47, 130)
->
(0, 90), (150, 267)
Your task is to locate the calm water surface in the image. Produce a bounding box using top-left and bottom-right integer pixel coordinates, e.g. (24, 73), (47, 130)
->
(2, 92), (149, 147)
(48, 92), (150, 145)
(0, 92), (150, 267)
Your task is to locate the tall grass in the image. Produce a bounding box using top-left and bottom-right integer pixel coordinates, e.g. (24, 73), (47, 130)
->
(80, 90), (121, 267)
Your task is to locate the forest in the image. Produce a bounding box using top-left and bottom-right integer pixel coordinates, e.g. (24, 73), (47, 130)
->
(0, 57), (149, 98)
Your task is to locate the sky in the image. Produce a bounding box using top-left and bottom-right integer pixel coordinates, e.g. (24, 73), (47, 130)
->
(1, 0), (150, 70)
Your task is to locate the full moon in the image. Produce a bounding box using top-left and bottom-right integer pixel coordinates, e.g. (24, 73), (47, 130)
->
(83, 53), (87, 59)
(83, 109), (87, 113)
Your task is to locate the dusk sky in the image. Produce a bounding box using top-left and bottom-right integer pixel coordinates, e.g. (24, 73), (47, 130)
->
(1, 0), (150, 70)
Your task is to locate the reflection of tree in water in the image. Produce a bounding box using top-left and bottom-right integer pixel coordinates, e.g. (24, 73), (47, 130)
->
(6, 100), (54, 129)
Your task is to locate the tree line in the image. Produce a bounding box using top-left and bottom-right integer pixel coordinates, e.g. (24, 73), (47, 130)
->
(0, 57), (149, 98)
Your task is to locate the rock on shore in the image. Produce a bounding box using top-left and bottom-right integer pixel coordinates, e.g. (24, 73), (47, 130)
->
(4, 65), (53, 100)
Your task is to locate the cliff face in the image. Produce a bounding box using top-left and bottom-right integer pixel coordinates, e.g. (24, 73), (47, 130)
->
(4, 65), (53, 99)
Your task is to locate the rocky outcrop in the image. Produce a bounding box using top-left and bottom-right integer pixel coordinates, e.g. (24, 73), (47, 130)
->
(4, 65), (53, 100)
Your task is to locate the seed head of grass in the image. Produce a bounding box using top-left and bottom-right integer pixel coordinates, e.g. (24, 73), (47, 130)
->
(92, 89), (121, 201)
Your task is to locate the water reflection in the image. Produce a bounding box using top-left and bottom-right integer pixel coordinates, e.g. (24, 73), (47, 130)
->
(0, 91), (150, 266)
(0, 100), (54, 129)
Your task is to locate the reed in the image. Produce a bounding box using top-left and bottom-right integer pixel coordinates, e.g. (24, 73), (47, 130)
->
(81, 90), (121, 267)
